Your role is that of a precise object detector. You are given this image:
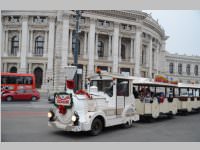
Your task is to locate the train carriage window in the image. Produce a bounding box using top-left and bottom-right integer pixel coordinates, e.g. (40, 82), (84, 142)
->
(117, 79), (129, 96)
(90, 80), (112, 92)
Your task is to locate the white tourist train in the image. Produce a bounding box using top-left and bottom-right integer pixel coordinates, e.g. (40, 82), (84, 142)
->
(48, 70), (139, 135)
(48, 67), (200, 135)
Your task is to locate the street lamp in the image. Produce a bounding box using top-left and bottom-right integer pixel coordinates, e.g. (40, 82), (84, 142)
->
(73, 10), (82, 91)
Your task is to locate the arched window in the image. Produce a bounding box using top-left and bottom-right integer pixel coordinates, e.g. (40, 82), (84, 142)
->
(186, 64), (190, 75)
(98, 41), (104, 57)
(169, 63), (174, 74)
(121, 44), (126, 59)
(194, 65), (198, 76)
(11, 36), (19, 56)
(35, 36), (44, 56)
(9, 66), (17, 73)
(178, 63), (182, 75)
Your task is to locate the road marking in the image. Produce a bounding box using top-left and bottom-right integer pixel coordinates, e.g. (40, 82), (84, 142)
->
(1, 104), (53, 109)
(1, 111), (47, 117)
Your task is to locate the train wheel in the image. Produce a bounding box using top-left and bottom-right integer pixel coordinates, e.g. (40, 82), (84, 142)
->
(90, 118), (103, 136)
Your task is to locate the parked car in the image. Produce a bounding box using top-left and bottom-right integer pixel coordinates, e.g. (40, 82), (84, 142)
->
(48, 93), (55, 103)
(48, 91), (55, 103)
(1, 89), (40, 101)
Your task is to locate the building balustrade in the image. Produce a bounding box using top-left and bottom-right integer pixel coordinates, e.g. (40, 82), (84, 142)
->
(32, 52), (44, 57)
(4, 16), (22, 25)
(30, 16), (48, 25)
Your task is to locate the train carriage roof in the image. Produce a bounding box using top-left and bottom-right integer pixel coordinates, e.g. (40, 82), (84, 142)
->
(178, 83), (200, 89)
(87, 73), (134, 80)
(132, 77), (178, 87)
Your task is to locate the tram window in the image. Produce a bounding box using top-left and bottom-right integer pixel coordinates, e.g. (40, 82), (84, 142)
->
(1, 76), (8, 84)
(16, 76), (23, 84)
(1, 76), (16, 84)
(23, 76), (33, 85)
(117, 79), (129, 96)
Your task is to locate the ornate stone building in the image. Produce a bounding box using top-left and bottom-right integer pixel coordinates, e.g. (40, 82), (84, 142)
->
(164, 52), (200, 84)
(1, 10), (200, 91)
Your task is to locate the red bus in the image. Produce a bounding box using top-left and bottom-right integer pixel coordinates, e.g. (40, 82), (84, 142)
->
(1, 72), (36, 91)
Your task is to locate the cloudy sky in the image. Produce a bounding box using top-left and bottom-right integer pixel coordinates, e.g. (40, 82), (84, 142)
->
(143, 10), (200, 56)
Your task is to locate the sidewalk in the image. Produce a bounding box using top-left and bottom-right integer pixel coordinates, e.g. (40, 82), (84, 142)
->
(37, 89), (48, 98)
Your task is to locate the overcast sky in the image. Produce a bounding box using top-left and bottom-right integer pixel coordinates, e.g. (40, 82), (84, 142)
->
(143, 10), (200, 56)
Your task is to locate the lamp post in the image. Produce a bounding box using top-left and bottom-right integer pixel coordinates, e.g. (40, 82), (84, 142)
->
(74, 10), (82, 91)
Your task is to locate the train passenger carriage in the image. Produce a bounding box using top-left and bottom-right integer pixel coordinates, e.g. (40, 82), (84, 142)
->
(132, 77), (178, 119)
(177, 83), (200, 113)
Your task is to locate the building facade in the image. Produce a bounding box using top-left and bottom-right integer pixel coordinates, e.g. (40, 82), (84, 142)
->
(164, 52), (200, 84)
(1, 10), (200, 91)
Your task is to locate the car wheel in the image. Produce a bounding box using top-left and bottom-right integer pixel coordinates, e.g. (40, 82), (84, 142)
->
(31, 96), (37, 101)
(6, 96), (13, 102)
(90, 118), (103, 136)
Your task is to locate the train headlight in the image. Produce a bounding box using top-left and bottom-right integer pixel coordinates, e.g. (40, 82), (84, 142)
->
(71, 115), (77, 122)
(71, 111), (79, 125)
(48, 112), (53, 118)
(48, 109), (55, 121)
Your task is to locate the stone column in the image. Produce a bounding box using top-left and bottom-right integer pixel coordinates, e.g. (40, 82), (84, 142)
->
(159, 37), (168, 74)
(95, 33), (99, 59)
(82, 65), (86, 89)
(112, 23), (119, 73)
(28, 63), (32, 73)
(69, 29), (73, 57)
(18, 31), (22, 57)
(44, 31), (48, 57)
(134, 26), (142, 77)
(83, 31), (87, 58)
(5, 30), (8, 56)
(42, 63), (46, 88)
(149, 37), (153, 78)
(130, 38), (134, 63)
(29, 30), (33, 56)
(19, 16), (29, 73)
(87, 18), (96, 76)
(4, 63), (7, 72)
(1, 63), (4, 72)
(1, 27), (5, 56)
(156, 45), (159, 75)
(118, 36), (121, 62)
(47, 16), (55, 79)
(61, 14), (69, 68)
(108, 34), (112, 60)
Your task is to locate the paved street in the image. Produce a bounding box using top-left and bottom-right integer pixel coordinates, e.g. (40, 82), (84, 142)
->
(1, 94), (200, 142)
